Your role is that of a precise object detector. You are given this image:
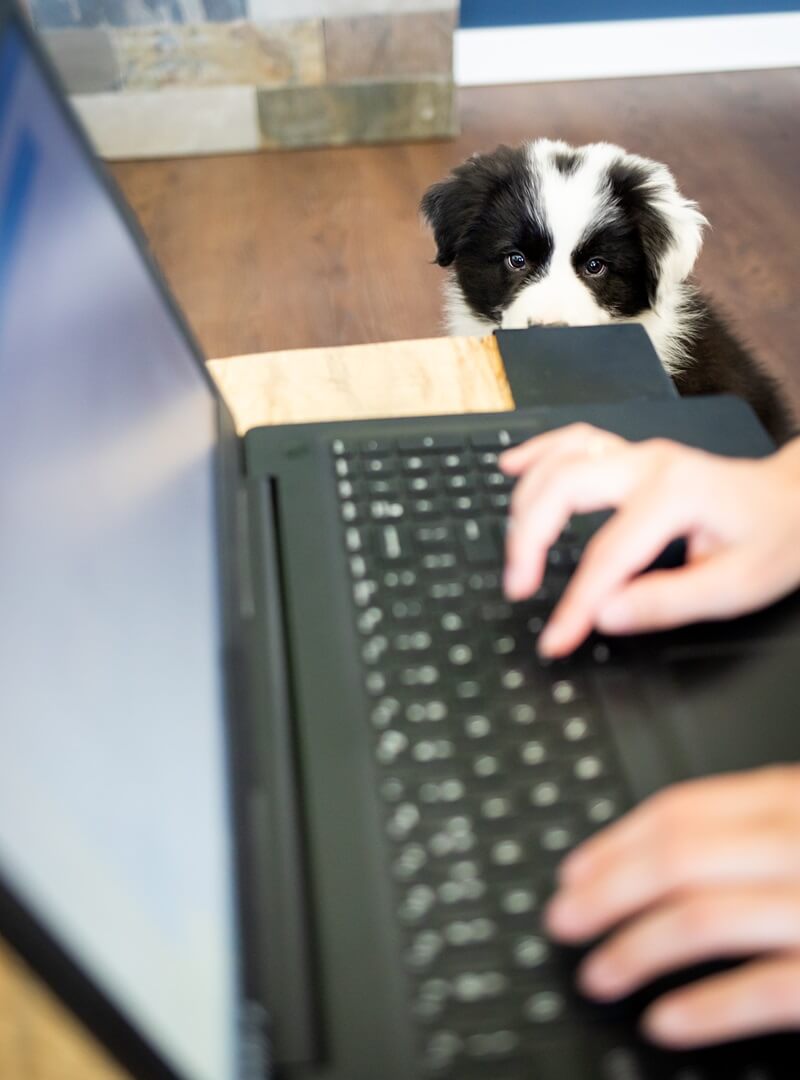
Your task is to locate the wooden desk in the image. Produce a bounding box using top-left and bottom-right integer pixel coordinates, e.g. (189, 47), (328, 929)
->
(0, 333), (511, 1079)
(207, 335), (512, 431)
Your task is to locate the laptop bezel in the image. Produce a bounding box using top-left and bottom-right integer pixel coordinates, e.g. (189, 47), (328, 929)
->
(0, 4), (260, 1077)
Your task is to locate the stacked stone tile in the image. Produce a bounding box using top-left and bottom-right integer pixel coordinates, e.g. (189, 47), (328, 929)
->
(29, 0), (458, 157)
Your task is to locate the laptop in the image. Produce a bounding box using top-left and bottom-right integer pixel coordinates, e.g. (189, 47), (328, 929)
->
(2, 6), (800, 1078)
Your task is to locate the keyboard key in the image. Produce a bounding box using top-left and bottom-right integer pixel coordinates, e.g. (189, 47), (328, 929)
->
(469, 429), (514, 450)
(370, 500), (405, 521)
(410, 497), (446, 518)
(499, 886), (537, 916)
(341, 437), (396, 455)
(364, 455), (398, 476)
(574, 754), (607, 781)
(447, 644), (474, 666)
(585, 793), (623, 825)
(444, 474), (472, 492)
(530, 780), (561, 807)
(482, 601), (513, 622)
(509, 703), (537, 725)
(481, 795), (513, 820)
(473, 753), (501, 778)
(552, 679), (579, 704)
(450, 494), (487, 515)
(493, 635), (517, 656)
(392, 599), (424, 619)
(408, 475), (438, 495)
(397, 434), (462, 452)
(513, 935), (550, 969)
(441, 452), (473, 471)
(415, 524), (455, 546)
(460, 519), (500, 564)
(464, 1029), (519, 1060)
(464, 715), (492, 739)
(562, 715), (592, 741)
(524, 990), (566, 1023)
(402, 454), (436, 473)
(491, 839), (525, 866)
(379, 524), (413, 561)
(501, 669), (527, 691)
(429, 581), (465, 600)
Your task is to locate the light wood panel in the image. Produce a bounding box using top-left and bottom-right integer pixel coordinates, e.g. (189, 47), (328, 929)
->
(207, 334), (512, 432)
(0, 939), (127, 1080)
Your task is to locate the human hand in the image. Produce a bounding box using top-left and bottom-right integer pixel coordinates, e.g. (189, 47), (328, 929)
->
(544, 766), (800, 1048)
(499, 425), (800, 657)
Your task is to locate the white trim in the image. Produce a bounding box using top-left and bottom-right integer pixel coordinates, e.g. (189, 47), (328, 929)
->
(455, 12), (800, 86)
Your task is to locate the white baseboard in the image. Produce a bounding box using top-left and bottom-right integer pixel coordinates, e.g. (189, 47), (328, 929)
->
(455, 12), (800, 86)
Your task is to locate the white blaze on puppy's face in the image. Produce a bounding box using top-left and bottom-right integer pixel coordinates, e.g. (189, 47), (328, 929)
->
(422, 137), (709, 371)
(500, 141), (619, 331)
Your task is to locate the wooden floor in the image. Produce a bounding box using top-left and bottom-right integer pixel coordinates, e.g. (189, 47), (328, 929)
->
(112, 68), (800, 417)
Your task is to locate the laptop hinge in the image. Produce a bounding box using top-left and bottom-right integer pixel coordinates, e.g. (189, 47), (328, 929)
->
(236, 475), (320, 1068)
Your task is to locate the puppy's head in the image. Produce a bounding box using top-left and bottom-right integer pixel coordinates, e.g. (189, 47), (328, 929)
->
(420, 139), (707, 330)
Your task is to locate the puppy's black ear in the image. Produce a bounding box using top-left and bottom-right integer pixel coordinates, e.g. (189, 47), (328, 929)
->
(420, 175), (470, 267)
(606, 154), (707, 304)
(420, 147), (518, 268)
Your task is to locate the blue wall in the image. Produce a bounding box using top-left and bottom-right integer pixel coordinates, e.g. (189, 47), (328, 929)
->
(460, 0), (800, 28)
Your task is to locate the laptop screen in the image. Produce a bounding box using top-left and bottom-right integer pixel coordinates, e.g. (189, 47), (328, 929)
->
(0, 18), (241, 1080)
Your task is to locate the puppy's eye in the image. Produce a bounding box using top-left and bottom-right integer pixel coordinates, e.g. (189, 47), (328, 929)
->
(505, 252), (527, 271)
(584, 257), (607, 276)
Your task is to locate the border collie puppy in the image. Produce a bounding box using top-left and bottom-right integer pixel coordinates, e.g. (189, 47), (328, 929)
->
(421, 138), (792, 442)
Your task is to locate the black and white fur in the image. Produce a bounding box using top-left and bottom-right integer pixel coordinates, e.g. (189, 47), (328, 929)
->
(421, 138), (792, 443)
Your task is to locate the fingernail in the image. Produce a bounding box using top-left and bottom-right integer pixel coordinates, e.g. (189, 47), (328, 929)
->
(596, 596), (634, 633)
(543, 894), (585, 940)
(537, 622), (557, 652)
(503, 564), (527, 598)
(578, 955), (623, 998)
(537, 622), (564, 657)
(557, 847), (594, 884)
(642, 1001), (692, 1045)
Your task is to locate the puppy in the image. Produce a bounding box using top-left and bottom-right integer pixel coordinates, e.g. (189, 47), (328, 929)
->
(421, 138), (792, 443)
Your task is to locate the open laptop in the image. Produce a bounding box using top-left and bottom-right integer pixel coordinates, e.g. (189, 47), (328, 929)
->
(2, 6), (800, 1078)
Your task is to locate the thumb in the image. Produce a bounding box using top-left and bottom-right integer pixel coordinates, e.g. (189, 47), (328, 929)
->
(596, 553), (758, 635)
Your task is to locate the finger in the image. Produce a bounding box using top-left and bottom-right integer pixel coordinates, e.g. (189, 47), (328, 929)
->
(546, 823), (800, 943)
(642, 953), (800, 1048)
(503, 444), (616, 599)
(499, 423), (624, 475)
(537, 482), (693, 656)
(578, 884), (800, 1001)
(595, 550), (767, 635)
(558, 767), (798, 887)
(503, 450), (645, 601)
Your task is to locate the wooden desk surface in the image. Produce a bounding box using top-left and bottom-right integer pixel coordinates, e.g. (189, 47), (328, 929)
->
(0, 333), (511, 1080)
(207, 334), (513, 431)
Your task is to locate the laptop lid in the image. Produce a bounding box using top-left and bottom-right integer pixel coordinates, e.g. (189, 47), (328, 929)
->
(0, 6), (260, 1078)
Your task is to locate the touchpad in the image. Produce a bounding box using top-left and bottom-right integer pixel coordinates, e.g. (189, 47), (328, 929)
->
(661, 643), (800, 777)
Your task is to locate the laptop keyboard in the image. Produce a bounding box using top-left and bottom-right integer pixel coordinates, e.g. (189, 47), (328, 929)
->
(330, 429), (782, 1080)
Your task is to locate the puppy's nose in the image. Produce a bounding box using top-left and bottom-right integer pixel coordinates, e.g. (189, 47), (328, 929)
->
(527, 319), (568, 329)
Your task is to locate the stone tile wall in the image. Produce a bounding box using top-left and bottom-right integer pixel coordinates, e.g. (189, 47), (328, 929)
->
(30, 0), (459, 158)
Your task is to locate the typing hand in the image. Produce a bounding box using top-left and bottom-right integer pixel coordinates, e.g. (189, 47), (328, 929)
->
(545, 767), (800, 1048)
(499, 424), (800, 657)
